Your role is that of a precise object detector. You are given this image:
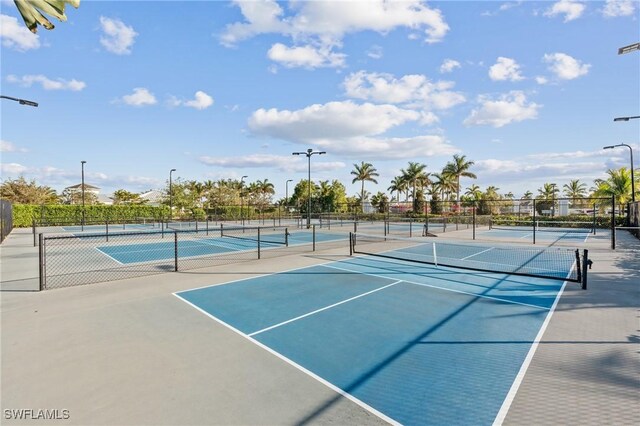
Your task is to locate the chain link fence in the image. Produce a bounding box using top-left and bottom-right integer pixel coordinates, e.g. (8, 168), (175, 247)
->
(1, 199), (13, 243)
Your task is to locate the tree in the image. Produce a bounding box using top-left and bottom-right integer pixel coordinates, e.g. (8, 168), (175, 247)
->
(112, 189), (146, 205)
(387, 176), (405, 203)
(14, 0), (81, 33)
(563, 179), (587, 207)
(370, 192), (389, 214)
(443, 154), (476, 204)
(0, 177), (59, 204)
(592, 167), (634, 213)
(400, 162), (428, 211)
(351, 162), (379, 210)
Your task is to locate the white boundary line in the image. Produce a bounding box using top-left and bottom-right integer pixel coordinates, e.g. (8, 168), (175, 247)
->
(172, 293), (401, 426)
(492, 267), (574, 425)
(461, 247), (495, 260)
(320, 263), (551, 311)
(94, 247), (124, 265)
(248, 280), (402, 336)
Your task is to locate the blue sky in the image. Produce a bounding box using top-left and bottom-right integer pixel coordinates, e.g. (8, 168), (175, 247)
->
(1, 0), (639, 200)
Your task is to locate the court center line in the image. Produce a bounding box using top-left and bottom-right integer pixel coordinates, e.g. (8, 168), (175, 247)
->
(320, 262), (551, 311)
(461, 247), (495, 260)
(248, 280), (402, 337)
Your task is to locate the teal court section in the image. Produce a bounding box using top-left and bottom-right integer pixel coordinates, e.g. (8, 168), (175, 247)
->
(176, 251), (569, 425)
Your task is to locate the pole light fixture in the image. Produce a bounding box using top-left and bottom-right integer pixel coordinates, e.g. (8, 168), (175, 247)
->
(0, 95), (38, 107)
(169, 169), (176, 220)
(603, 144), (635, 203)
(285, 179), (293, 210)
(292, 149), (326, 228)
(613, 116), (640, 122)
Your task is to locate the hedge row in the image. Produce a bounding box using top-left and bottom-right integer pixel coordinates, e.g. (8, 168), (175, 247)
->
(13, 204), (169, 227)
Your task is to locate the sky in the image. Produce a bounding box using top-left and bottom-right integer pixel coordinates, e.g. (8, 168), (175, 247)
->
(1, 0), (639, 201)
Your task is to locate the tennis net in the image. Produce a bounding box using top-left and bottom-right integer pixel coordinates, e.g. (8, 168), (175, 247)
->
(490, 219), (595, 233)
(350, 232), (588, 287)
(220, 225), (289, 246)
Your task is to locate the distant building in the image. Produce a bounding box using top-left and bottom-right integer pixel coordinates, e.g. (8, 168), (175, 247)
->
(64, 183), (105, 204)
(139, 189), (164, 206)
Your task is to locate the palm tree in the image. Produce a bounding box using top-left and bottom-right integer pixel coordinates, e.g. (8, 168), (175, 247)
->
(563, 179), (587, 207)
(443, 154), (476, 204)
(464, 184), (483, 201)
(387, 176), (404, 203)
(351, 162), (379, 210)
(401, 162), (428, 209)
(592, 167), (634, 213)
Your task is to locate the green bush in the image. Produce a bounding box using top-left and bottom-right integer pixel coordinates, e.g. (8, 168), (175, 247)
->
(13, 204), (169, 227)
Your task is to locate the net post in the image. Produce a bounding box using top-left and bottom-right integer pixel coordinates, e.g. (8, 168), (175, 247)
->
(285, 228), (289, 247)
(312, 225), (316, 251)
(106, 220), (109, 242)
(409, 219), (413, 237)
(349, 232), (353, 256)
(220, 223), (223, 238)
(32, 218), (37, 247)
(38, 233), (45, 291)
(206, 218), (209, 236)
(611, 195), (616, 249)
(174, 231), (178, 272)
(257, 227), (261, 259)
(592, 204), (596, 235)
(384, 219), (388, 236)
(581, 249), (589, 290)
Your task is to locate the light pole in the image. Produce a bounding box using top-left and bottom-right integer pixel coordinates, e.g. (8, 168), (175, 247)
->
(81, 161), (86, 228)
(169, 168), (176, 220)
(1, 95), (38, 107)
(285, 179), (293, 209)
(292, 149), (326, 228)
(240, 175), (247, 224)
(603, 144), (635, 203)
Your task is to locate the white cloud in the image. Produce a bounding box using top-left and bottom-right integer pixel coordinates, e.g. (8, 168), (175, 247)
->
(199, 154), (346, 173)
(464, 91), (541, 128)
(543, 52), (590, 80)
(267, 43), (346, 69)
(602, 0), (636, 17)
(0, 14), (40, 51)
(99, 16), (138, 55)
(120, 88), (157, 107)
(0, 140), (28, 153)
(169, 91), (214, 110)
(221, 0), (449, 67)
(535, 76), (548, 85)
(544, 0), (586, 22)
(247, 100), (458, 159)
(440, 59), (461, 73)
(481, 2), (523, 17)
(0, 162), (28, 175)
(488, 57), (524, 81)
(367, 45), (383, 59)
(343, 71), (465, 110)
(249, 100), (420, 141)
(6, 74), (86, 91)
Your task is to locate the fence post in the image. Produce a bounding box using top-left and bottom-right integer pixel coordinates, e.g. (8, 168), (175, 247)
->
(38, 233), (45, 291)
(33, 218), (37, 247)
(472, 203), (476, 240)
(313, 225), (316, 251)
(174, 231), (178, 272)
(532, 199), (537, 244)
(257, 227), (261, 259)
(611, 195), (616, 249)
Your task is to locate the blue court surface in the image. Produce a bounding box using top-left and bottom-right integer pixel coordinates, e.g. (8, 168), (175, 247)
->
(175, 246), (571, 425)
(94, 230), (347, 264)
(480, 226), (594, 243)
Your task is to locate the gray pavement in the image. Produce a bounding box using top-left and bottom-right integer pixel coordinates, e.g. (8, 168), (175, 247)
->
(1, 226), (638, 425)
